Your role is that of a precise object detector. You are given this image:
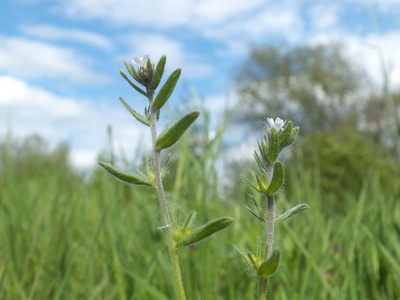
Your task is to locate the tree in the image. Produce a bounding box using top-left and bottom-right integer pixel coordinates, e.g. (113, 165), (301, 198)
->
(234, 42), (365, 133)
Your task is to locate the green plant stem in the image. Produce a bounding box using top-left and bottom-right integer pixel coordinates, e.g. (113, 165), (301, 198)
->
(148, 90), (186, 300)
(258, 194), (275, 300)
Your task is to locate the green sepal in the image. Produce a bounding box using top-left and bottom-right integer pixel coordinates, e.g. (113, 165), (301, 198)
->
(267, 128), (279, 165)
(146, 57), (153, 79)
(258, 249), (281, 278)
(155, 111), (200, 150)
(99, 162), (155, 187)
(119, 97), (150, 126)
(123, 60), (141, 83)
(149, 55), (166, 90)
(266, 161), (284, 196)
(279, 121), (292, 149)
(175, 217), (234, 250)
(287, 127), (300, 145)
(153, 68), (181, 109)
(119, 70), (148, 98)
(275, 203), (310, 225)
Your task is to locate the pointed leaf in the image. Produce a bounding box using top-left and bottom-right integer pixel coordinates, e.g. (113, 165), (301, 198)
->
(120, 70), (148, 97)
(153, 68), (181, 109)
(119, 97), (150, 126)
(233, 245), (253, 268)
(267, 128), (279, 165)
(258, 249), (281, 278)
(245, 206), (264, 221)
(146, 57), (153, 79)
(275, 203), (310, 225)
(266, 161), (284, 196)
(175, 217), (233, 250)
(149, 55), (166, 89)
(155, 111), (200, 150)
(242, 174), (260, 192)
(182, 211), (196, 233)
(99, 162), (155, 187)
(279, 121), (292, 149)
(123, 60), (140, 82)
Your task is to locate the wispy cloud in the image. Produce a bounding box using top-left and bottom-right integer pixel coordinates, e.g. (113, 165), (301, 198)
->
(0, 36), (110, 85)
(124, 33), (214, 80)
(0, 76), (146, 167)
(20, 24), (113, 50)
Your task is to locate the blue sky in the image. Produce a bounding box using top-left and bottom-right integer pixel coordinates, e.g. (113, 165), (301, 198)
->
(1, 0), (400, 168)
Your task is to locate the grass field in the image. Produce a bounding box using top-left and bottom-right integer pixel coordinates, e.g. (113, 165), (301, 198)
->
(1, 129), (400, 299)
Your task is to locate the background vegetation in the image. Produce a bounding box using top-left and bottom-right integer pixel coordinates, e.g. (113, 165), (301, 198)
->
(1, 42), (400, 299)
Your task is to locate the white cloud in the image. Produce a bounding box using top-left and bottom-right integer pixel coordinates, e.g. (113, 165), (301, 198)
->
(124, 33), (214, 80)
(309, 3), (339, 31)
(0, 76), (147, 168)
(20, 24), (113, 50)
(309, 30), (400, 90)
(0, 36), (110, 85)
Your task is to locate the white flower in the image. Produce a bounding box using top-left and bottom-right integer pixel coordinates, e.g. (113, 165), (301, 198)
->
(133, 55), (149, 68)
(267, 117), (286, 132)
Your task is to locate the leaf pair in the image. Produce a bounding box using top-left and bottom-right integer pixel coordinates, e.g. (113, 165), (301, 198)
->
(234, 246), (280, 278)
(243, 161), (284, 196)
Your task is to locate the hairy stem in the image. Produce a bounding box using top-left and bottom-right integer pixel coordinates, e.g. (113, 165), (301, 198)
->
(148, 89), (186, 300)
(259, 194), (275, 300)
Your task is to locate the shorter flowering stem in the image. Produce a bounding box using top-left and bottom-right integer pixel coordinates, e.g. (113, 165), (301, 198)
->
(258, 194), (275, 300)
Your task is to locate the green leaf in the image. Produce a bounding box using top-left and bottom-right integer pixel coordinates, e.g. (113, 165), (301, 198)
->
(149, 55), (166, 90)
(266, 161), (284, 195)
(275, 203), (310, 225)
(119, 70), (148, 98)
(119, 97), (150, 126)
(258, 249), (281, 278)
(153, 68), (181, 109)
(245, 206), (264, 221)
(99, 162), (155, 187)
(123, 60), (140, 81)
(287, 127), (300, 145)
(155, 111), (200, 150)
(233, 245), (254, 268)
(175, 217), (234, 250)
(146, 57), (153, 79)
(182, 211), (196, 233)
(267, 128), (279, 165)
(242, 173), (260, 192)
(279, 121), (293, 149)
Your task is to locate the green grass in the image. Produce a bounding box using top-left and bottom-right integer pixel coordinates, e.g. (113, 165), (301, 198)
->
(1, 132), (400, 299)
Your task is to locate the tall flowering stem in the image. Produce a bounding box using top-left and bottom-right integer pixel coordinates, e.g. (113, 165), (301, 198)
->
(239, 117), (309, 299)
(99, 54), (233, 300)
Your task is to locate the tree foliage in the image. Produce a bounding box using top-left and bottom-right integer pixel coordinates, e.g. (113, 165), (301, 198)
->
(234, 42), (365, 133)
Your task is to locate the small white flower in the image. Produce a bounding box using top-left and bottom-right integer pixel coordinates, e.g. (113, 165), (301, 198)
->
(133, 55), (149, 68)
(267, 117), (286, 132)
